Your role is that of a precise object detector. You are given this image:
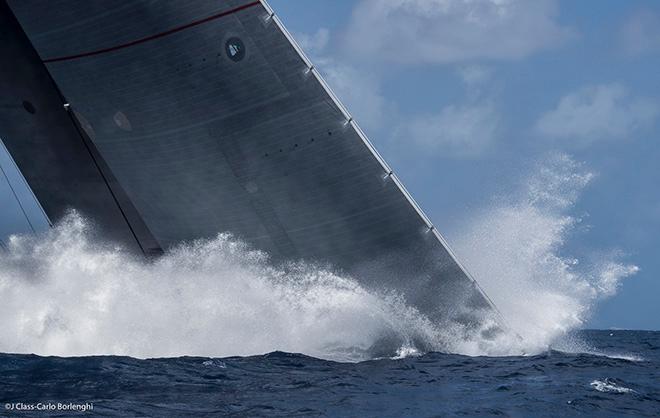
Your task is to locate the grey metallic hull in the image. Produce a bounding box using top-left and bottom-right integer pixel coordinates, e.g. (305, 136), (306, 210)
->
(1, 0), (498, 325)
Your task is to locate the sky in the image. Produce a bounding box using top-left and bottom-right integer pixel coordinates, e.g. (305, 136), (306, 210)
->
(2, 0), (659, 331)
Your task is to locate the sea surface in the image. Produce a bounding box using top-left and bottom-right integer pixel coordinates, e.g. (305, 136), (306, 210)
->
(0, 330), (658, 417)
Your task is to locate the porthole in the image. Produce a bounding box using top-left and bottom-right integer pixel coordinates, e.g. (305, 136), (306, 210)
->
(113, 111), (132, 131)
(22, 100), (36, 114)
(225, 37), (246, 62)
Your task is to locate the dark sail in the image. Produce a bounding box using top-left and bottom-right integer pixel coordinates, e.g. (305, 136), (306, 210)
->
(2, 0), (499, 325)
(0, 0), (159, 253)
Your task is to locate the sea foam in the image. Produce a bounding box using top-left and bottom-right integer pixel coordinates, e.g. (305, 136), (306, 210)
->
(590, 378), (636, 394)
(0, 154), (638, 360)
(451, 153), (638, 355)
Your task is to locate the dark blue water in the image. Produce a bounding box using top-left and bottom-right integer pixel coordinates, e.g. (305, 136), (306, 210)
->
(1, 330), (658, 417)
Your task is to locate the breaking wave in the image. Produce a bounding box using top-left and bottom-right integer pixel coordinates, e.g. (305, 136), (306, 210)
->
(0, 215), (442, 361)
(0, 154), (637, 360)
(452, 153), (638, 355)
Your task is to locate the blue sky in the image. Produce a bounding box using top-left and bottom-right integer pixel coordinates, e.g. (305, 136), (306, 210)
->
(2, 0), (659, 330)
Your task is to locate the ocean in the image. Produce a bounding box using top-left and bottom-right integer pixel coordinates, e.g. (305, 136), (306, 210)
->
(0, 157), (656, 416)
(1, 330), (658, 417)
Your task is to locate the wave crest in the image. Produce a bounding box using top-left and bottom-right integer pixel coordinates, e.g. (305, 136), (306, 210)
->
(452, 154), (638, 355)
(0, 154), (638, 360)
(0, 212), (466, 361)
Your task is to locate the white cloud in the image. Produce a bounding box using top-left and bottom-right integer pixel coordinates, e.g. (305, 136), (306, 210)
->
(458, 65), (492, 87)
(535, 83), (659, 145)
(620, 10), (660, 56)
(321, 61), (395, 132)
(398, 101), (500, 158)
(342, 0), (573, 65)
(295, 28), (330, 55)
(296, 29), (395, 133)
(295, 24), (502, 159)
